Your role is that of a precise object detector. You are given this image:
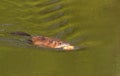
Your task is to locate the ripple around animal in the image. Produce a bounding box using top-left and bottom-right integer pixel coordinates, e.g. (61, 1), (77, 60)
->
(0, 0), (119, 76)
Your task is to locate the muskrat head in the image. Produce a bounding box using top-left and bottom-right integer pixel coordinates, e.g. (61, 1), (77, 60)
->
(55, 43), (70, 48)
(55, 42), (75, 50)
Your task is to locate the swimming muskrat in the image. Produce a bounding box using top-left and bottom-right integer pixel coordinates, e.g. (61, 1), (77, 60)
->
(10, 31), (75, 51)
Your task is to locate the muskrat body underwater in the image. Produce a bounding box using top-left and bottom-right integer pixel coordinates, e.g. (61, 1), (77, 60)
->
(10, 32), (75, 51)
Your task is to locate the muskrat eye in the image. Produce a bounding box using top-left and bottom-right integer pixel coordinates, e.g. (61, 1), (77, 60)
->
(59, 42), (62, 45)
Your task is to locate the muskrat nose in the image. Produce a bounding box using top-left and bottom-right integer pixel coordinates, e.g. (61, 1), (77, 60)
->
(63, 45), (75, 50)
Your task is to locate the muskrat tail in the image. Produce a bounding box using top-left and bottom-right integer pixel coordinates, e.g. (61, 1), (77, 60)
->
(10, 31), (31, 37)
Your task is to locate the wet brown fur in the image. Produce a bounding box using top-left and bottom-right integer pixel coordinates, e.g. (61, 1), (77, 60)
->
(10, 32), (66, 48)
(31, 36), (65, 48)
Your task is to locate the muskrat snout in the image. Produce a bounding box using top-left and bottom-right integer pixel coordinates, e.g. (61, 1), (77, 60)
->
(55, 43), (70, 48)
(63, 45), (75, 50)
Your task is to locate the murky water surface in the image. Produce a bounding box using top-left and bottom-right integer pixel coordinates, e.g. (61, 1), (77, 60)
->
(0, 0), (120, 76)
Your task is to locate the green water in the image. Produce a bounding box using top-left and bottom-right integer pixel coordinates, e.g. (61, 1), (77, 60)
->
(0, 0), (120, 76)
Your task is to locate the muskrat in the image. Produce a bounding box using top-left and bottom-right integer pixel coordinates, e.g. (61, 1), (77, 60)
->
(10, 31), (75, 51)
